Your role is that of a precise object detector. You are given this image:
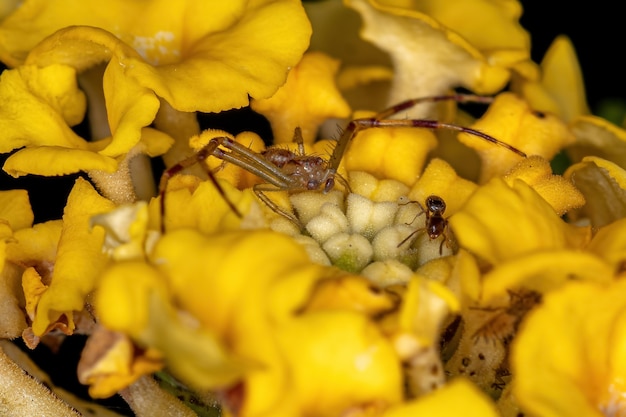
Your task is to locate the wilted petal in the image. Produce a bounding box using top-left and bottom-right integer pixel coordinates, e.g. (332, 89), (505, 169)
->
(345, 0), (526, 112)
(567, 115), (626, 169)
(78, 326), (164, 398)
(564, 156), (626, 228)
(31, 178), (116, 337)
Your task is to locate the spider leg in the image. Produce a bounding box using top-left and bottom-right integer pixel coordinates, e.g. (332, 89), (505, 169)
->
(368, 119), (526, 157)
(213, 138), (294, 186)
(373, 94), (493, 119)
(325, 94), (525, 191)
(253, 183), (302, 228)
(159, 137), (242, 232)
(292, 127), (306, 157)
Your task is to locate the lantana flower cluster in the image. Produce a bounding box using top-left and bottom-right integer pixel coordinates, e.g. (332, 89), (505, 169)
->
(1, 1), (625, 416)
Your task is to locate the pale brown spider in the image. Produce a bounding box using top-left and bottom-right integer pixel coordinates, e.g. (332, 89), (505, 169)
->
(158, 94), (527, 229)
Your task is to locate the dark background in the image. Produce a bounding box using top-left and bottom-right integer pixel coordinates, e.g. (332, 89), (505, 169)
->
(520, 2), (624, 114)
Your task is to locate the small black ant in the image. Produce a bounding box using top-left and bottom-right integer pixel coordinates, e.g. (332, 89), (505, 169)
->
(397, 195), (451, 255)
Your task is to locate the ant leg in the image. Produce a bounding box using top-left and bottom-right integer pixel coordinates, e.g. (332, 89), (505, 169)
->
(159, 137), (242, 232)
(397, 228), (424, 248)
(253, 183), (302, 228)
(438, 232), (447, 255)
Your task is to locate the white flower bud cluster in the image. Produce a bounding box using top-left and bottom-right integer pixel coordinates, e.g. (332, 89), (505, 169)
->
(271, 172), (453, 287)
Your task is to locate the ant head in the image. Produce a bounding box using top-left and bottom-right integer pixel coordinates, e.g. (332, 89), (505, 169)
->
(425, 195), (446, 215)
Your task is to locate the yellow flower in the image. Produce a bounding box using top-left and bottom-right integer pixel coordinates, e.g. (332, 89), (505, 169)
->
(0, 0), (312, 113)
(513, 279), (626, 417)
(77, 326), (164, 398)
(343, 123), (437, 187)
(26, 178), (116, 343)
(457, 92), (575, 182)
(251, 51), (351, 145)
(503, 155), (585, 216)
(567, 117), (626, 174)
(512, 35), (589, 122)
(154, 172), (259, 235)
(344, 0), (529, 113)
(0, 0), (311, 202)
(0, 189), (34, 338)
(448, 177), (603, 300)
(0, 61), (172, 202)
(96, 228), (404, 414)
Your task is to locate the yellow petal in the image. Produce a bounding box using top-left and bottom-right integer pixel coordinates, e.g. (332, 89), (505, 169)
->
(96, 261), (246, 390)
(536, 35), (589, 121)
(513, 280), (626, 417)
(387, 0), (529, 56)
(154, 175), (256, 235)
(0, 65), (87, 153)
(458, 92), (574, 182)
(32, 178), (116, 336)
(6, 220), (62, 273)
(3, 146), (118, 177)
(345, 126), (437, 187)
(304, 273), (396, 315)
(344, 0), (519, 109)
(383, 377), (499, 417)
(109, 0), (312, 113)
(3, 1), (311, 112)
(273, 311), (403, 416)
(567, 114), (626, 168)
(586, 217), (626, 271)
(251, 51), (351, 145)
(408, 158), (478, 216)
(449, 178), (590, 265)
(78, 328), (164, 399)
(90, 202), (150, 262)
(564, 156), (626, 228)
(150, 229), (324, 333)
(0, 262), (27, 338)
(514, 35), (589, 121)
(481, 250), (614, 301)
(503, 155), (585, 216)
(22, 267), (47, 322)
(100, 54), (161, 157)
(398, 276), (459, 345)
(0, 189), (33, 231)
